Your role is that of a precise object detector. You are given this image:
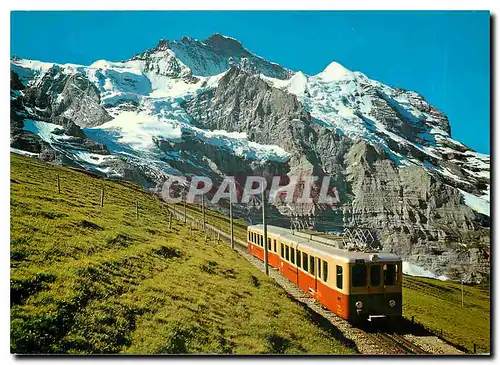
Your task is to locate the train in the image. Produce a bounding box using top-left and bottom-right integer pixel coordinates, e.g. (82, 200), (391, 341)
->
(247, 224), (402, 323)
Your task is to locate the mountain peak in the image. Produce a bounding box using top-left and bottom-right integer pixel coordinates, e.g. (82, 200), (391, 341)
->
(156, 39), (170, 50)
(204, 33), (244, 52)
(317, 61), (353, 81)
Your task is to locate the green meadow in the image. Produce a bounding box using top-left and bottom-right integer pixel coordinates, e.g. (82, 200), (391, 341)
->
(10, 153), (354, 354)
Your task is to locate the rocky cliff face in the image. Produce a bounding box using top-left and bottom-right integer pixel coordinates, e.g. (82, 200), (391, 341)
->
(10, 34), (490, 282)
(22, 65), (112, 128)
(183, 67), (327, 174)
(345, 141), (489, 282)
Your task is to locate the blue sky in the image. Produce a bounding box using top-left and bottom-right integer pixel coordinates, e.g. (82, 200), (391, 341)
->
(11, 11), (490, 154)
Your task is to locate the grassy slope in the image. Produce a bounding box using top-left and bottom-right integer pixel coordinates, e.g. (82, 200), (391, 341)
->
(180, 194), (492, 354)
(10, 153), (354, 354)
(403, 276), (490, 353)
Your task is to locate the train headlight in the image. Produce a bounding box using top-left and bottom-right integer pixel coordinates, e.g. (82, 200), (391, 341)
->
(389, 300), (396, 307)
(355, 301), (363, 309)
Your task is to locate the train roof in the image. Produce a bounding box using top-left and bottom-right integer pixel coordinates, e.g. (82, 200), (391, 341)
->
(248, 224), (401, 263)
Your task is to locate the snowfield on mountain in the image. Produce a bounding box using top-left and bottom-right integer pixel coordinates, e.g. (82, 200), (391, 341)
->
(10, 33), (490, 282)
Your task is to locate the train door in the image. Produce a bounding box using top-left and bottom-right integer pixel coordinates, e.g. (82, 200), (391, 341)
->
(314, 256), (326, 295)
(314, 256), (318, 292)
(290, 244), (298, 285)
(248, 230), (252, 254)
(279, 241), (284, 274)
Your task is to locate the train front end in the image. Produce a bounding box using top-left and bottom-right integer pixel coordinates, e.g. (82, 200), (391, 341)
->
(348, 255), (403, 323)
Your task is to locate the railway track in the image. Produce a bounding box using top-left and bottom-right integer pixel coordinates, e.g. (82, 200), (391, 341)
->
(371, 332), (429, 355)
(164, 203), (446, 355)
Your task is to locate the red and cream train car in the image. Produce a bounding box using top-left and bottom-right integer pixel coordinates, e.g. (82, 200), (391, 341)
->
(247, 224), (402, 323)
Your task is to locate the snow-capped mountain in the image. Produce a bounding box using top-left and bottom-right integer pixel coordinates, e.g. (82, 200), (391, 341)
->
(10, 33), (490, 281)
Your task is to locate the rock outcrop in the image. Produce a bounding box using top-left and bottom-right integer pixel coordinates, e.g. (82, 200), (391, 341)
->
(22, 66), (112, 128)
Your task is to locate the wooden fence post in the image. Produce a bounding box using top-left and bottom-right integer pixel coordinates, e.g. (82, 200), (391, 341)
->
(100, 184), (104, 208)
(183, 199), (187, 224)
(57, 174), (61, 194)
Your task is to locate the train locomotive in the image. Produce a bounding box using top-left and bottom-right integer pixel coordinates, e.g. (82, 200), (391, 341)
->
(247, 224), (402, 323)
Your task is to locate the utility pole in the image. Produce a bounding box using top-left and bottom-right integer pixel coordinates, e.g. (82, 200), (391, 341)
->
(183, 191), (187, 224)
(229, 193), (234, 250)
(202, 194), (206, 231)
(262, 185), (269, 275)
(461, 280), (464, 307)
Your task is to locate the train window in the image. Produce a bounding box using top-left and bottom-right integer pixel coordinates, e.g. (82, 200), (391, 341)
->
(268, 238), (272, 250)
(297, 250), (301, 267)
(309, 256), (315, 275)
(352, 264), (367, 287)
(383, 264), (397, 285)
(324, 261), (329, 282)
(285, 245), (290, 261)
(290, 248), (295, 264)
(259, 235), (262, 246)
(317, 258), (322, 278)
(273, 239), (277, 252)
(280, 243), (284, 258)
(336, 265), (342, 289)
(303, 253), (309, 272)
(370, 265), (381, 286)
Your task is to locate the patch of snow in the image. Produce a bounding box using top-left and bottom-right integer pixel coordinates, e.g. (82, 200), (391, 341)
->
(10, 148), (39, 157)
(23, 120), (60, 142)
(70, 150), (114, 165)
(481, 186), (490, 202)
(403, 261), (448, 281)
(459, 189), (490, 216)
(87, 110), (183, 152)
(198, 129), (291, 162)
